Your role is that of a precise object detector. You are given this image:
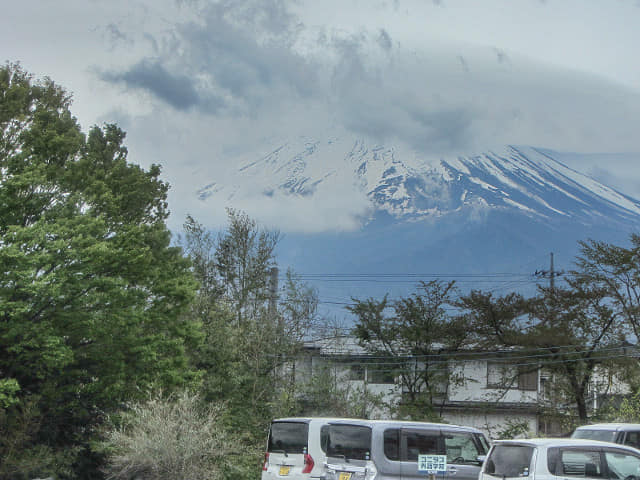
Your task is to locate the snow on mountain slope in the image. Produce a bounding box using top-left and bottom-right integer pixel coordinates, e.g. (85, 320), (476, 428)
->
(196, 137), (640, 228)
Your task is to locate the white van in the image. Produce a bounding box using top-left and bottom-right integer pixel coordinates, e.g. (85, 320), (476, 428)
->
(262, 417), (331, 480)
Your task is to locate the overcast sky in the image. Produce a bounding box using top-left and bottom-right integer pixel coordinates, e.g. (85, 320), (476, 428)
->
(3, 0), (640, 232)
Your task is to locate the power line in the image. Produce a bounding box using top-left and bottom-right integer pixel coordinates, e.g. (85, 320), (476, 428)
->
(275, 343), (636, 362)
(271, 349), (637, 376)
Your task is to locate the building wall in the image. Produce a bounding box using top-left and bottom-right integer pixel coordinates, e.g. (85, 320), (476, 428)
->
(442, 410), (538, 440)
(448, 361), (539, 404)
(292, 341), (633, 431)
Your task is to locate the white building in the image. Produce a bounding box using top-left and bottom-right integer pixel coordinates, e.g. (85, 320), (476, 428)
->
(289, 336), (633, 439)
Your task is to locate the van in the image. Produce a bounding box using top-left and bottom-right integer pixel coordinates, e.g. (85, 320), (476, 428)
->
(262, 417), (331, 480)
(571, 423), (640, 449)
(323, 419), (490, 480)
(480, 438), (640, 480)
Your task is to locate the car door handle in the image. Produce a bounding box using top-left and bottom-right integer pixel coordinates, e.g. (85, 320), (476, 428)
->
(448, 467), (457, 475)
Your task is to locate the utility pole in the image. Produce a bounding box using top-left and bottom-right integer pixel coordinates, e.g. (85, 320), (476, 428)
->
(269, 266), (279, 330)
(549, 252), (555, 292)
(534, 253), (564, 290)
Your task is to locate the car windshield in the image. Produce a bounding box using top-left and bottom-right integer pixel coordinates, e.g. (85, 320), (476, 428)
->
(268, 421), (309, 454)
(485, 445), (534, 478)
(572, 430), (618, 443)
(326, 424), (372, 461)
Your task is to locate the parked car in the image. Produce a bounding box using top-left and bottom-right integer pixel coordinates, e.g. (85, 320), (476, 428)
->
(480, 438), (640, 480)
(323, 419), (490, 480)
(572, 424), (640, 449)
(262, 417), (331, 480)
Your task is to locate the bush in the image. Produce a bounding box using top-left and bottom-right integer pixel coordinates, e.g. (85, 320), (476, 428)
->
(100, 391), (229, 480)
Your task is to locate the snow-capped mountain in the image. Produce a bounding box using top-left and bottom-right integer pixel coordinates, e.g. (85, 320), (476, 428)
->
(196, 138), (640, 312)
(197, 138), (640, 229)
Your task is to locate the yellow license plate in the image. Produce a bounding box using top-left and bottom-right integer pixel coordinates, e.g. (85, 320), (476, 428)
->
(339, 473), (352, 480)
(279, 466), (291, 476)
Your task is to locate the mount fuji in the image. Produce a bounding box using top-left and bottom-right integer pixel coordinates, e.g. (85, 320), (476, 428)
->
(195, 138), (640, 311)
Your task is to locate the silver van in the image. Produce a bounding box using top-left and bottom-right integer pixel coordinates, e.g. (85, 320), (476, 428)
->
(572, 423), (640, 449)
(262, 417), (331, 480)
(323, 419), (490, 480)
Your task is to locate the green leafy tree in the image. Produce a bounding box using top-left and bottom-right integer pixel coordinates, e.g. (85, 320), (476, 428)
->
(214, 208), (280, 327)
(575, 235), (640, 338)
(180, 213), (320, 480)
(459, 279), (631, 422)
(596, 388), (640, 423)
(349, 280), (472, 419)
(0, 63), (201, 478)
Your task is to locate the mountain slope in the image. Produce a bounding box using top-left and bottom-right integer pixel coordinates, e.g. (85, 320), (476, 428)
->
(196, 138), (640, 314)
(197, 139), (640, 229)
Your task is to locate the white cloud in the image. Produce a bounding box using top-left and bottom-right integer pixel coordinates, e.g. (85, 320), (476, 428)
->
(2, 0), (640, 232)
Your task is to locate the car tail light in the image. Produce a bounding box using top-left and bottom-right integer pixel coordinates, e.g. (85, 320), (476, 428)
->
(302, 453), (314, 474)
(262, 452), (269, 471)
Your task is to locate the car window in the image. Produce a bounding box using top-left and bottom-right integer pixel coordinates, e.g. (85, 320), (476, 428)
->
(268, 422), (309, 454)
(476, 434), (491, 455)
(573, 430), (618, 443)
(384, 428), (400, 461)
(402, 429), (442, 461)
(604, 450), (640, 480)
(443, 431), (482, 465)
(485, 445), (533, 477)
(558, 449), (604, 477)
(624, 433), (640, 450)
(321, 425), (329, 453)
(326, 424), (372, 461)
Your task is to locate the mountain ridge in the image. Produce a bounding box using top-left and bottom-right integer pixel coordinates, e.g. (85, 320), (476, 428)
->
(197, 138), (640, 229)
(195, 138), (640, 317)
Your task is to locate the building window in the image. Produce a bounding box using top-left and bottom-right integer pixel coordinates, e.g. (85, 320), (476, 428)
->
(517, 365), (538, 391)
(487, 361), (537, 390)
(486, 361), (515, 388)
(367, 365), (396, 384)
(345, 360), (395, 384)
(349, 363), (365, 381)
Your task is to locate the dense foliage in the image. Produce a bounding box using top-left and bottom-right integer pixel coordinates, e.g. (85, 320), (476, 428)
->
(180, 211), (323, 479)
(350, 242), (640, 425)
(349, 280), (472, 419)
(0, 63), (201, 478)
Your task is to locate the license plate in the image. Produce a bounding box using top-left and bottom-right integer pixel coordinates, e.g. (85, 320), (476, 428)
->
(279, 466), (291, 476)
(339, 473), (352, 480)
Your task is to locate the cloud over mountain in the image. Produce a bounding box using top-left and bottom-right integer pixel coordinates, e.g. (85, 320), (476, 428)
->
(5, 0), (640, 232)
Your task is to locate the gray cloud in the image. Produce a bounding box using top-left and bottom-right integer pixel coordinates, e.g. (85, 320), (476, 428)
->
(97, 0), (316, 115)
(93, 0), (640, 157)
(99, 59), (203, 111)
(81, 0), (640, 231)
(4, 0), (640, 234)
(322, 36), (640, 155)
(377, 29), (392, 50)
(493, 48), (509, 65)
(103, 23), (130, 46)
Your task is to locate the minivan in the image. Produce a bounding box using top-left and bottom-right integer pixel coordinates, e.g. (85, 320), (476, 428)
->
(480, 438), (640, 480)
(262, 417), (331, 480)
(323, 419), (490, 480)
(572, 423), (640, 449)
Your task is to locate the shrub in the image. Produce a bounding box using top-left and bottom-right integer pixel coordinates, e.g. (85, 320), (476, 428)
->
(101, 391), (229, 480)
